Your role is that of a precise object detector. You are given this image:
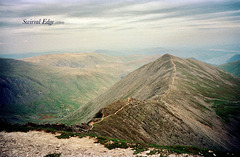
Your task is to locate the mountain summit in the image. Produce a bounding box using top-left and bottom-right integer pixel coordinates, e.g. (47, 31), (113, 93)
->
(64, 54), (240, 152)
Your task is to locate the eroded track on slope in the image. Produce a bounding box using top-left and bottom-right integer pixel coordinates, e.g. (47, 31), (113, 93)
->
(89, 57), (177, 130)
(160, 57), (176, 104)
(89, 98), (132, 130)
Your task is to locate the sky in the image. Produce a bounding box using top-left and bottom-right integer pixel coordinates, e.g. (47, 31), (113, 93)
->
(0, 0), (240, 57)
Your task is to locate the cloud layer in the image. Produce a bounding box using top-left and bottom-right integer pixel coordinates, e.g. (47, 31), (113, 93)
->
(0, 0), (239, 54)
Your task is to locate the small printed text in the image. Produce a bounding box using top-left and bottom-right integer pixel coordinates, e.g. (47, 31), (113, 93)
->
(22, 19), (64, 25)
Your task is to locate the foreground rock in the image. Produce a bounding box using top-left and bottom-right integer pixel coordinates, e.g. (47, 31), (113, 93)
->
(0, 131), (201, 157)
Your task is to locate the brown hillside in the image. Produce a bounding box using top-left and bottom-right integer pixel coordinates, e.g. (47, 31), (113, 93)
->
(64, 54), (240, 152)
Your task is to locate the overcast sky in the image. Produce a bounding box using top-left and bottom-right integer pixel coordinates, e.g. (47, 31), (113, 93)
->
(0, 0), (239, 54)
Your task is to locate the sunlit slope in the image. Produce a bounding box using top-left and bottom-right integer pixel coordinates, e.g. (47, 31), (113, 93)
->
(65, 54), (240, 151)
(61, 54), (173, 124)
(22, 52), (159, 76)
(0, 58), (117, 123)
(0, 53), (158, 123)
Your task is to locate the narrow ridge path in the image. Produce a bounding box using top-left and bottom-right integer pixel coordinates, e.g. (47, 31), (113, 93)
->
(89, 57), (177, 130)
(160, 57), (176, 104)
(89, 98), (132, 130)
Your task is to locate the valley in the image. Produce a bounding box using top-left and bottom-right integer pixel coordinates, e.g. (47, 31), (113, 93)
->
(0, 53), (159, 123)
(1, 53), (240, 156)
(1, 0), (239, 156)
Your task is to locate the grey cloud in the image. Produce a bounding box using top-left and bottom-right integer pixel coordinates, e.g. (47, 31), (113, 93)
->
(0, 21), (20, 27)
(122, 1), (240, 28)
(115, 27), (135, 31)
(0, 0), (144, 18)
(0, 0), (240, 30)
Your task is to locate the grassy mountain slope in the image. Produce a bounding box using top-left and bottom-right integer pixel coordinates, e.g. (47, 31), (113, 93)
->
(218, 61), (240, 77)
(64, 54), (240, 151)
(227, 54), (240, 62)
(61, 54), (173, 124)
(0, 53), (158, 123)
(0, 59), (117, 123)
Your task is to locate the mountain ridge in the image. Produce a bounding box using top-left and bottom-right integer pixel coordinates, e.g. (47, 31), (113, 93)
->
(63, 54), (240, 152)
(61, 54), (175, 124)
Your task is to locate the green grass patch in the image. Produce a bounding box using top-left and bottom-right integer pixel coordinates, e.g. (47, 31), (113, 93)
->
(212, 100), (240, 122)
(218, 61), (240, 77)
(56, 132), (77, 139)
(45, 153), (61, 157)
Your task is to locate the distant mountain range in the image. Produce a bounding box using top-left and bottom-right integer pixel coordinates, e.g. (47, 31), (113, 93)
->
(218, 61), (240, 77)
(1, 53), (239, 152)
(63, 54), (240, 152)
(0, 53), (159, 123)
(217, 54), (240, 77)
(227, 54), (240, 63)
(1, 46), (239, 65)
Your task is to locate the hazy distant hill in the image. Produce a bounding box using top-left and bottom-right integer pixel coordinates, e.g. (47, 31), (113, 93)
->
(218, 61), (240, 77)
(204, 53), (238, 65)
(0, 53), (159, 123)
(227, 54), (240, 62)
(22, 53), (160, 77)
(63, 54), (240, 151)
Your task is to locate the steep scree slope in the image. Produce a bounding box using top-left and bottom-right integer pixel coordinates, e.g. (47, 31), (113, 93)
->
(64, 54), (240, 152)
